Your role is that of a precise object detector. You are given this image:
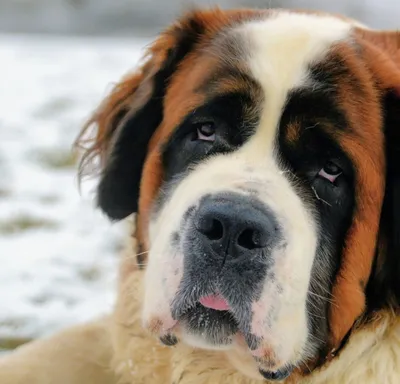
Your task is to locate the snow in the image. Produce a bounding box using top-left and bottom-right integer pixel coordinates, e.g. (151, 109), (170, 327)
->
(0, 34), (148, 341)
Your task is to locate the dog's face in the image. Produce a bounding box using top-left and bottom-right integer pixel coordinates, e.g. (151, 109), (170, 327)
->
(78, 8), (400, 382)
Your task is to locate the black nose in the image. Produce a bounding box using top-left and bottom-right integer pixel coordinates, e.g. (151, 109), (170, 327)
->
(195, 193), (277, 260)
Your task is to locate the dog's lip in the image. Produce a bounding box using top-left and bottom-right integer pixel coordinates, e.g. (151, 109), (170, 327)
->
(259, 366), (294, 381)
(171, 286), (221, 319)
(199, 294), (231, 311)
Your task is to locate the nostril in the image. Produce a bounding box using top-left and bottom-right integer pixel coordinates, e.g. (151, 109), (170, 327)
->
(197, 217), (224, 241)
(238, 228), (266, 250)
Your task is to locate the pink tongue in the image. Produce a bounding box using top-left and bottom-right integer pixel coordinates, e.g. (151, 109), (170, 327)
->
(199, 294), (230, 311)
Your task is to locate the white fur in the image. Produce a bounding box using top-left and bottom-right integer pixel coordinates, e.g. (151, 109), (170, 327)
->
(143, 12), (352, 372)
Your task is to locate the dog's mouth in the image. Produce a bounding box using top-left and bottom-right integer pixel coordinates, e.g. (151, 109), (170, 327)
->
(170, 299), (295, 381)
(167, 290), (297, 381)
(171, 286), (253, 349)
(178, 301), (239, 347)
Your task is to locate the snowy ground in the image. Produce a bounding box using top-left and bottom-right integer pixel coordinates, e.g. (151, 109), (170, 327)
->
(0, 34), (148, 349)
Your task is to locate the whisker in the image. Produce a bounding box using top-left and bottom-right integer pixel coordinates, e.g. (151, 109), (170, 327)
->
(308, 333), (326, 345)
(306, 299), (323, 312)
(307, 291), (332, 301)
(124, 250), (150, 259)
(307, 290), (338, 308)
(136, 257), (170, 268)
(304, 122), (320, 130)
(310, 269), (335, 300)
(311, 282), (335, 298)
(306, 309), (326, 319)
(136, 262), (149, 268)
(309, 273), (336, 299)
(303, 360), (312, 374)
(311, 186), (332, 207)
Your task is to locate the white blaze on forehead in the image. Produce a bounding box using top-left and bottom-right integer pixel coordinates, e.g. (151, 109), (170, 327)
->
(236, 12), (352, 161)
(226, 13), (352, 363)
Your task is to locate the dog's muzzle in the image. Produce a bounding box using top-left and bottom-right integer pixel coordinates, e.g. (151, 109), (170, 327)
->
(163, 193), (294, 380)
(171, 193), (281, 344)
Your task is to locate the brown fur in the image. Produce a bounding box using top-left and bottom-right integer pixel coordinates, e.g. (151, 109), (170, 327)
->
(316, 42), (385, 347)
(1, 8), (400, 384)
(285, 120), (303, 144)
(327, 31), (400, 347)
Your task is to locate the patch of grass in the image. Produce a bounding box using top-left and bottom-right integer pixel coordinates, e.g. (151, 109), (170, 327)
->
(39, 194), (59, 204)
(0, 318), (32, 351)
(30, 294), (77, 307)
(78, 266), (102, 282)
(0, 215), (58, 235)
(35, 149), (77, 169)
(30, 294), (50, 305)
(0, 318), (27, 329)
(33, 96), (74, 119)
(0, 337), (33, 351)
(0, 188), (12, 198)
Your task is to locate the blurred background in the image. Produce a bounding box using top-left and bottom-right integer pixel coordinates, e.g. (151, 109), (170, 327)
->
(1, 0), (399, 35)
(0, 0), (398, 354)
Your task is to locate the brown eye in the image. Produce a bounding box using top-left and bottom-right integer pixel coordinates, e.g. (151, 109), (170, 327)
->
(195, 122), (216, 142)
(318, 161), (342, 183)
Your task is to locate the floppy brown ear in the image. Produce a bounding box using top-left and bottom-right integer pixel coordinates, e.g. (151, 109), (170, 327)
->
(356, 29), (400, 310)
(75, 18), (199, 220)
(76, 8), (247, 221)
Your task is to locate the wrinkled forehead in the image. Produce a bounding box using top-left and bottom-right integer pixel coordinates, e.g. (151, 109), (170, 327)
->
(238, 12), (351, 96)
(159, 11), (353, 138)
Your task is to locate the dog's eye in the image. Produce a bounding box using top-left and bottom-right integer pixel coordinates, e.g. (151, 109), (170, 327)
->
(318, 161), (342, 183)
(194, 122), (216, 142)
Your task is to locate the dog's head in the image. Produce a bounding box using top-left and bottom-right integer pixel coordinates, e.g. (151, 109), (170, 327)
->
(77, 8), (400, 382)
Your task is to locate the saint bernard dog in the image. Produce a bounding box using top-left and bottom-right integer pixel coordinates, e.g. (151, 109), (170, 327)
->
(1, 7), (400, 384)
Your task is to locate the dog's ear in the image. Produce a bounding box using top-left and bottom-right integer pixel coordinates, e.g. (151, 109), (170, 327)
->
(356, 30), (400, 309)
(76, 10), (223, 221)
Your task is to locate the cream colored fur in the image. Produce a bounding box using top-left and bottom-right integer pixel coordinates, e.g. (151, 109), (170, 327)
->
(1, 229), (399, 384)
(0, 317), (116, 384)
